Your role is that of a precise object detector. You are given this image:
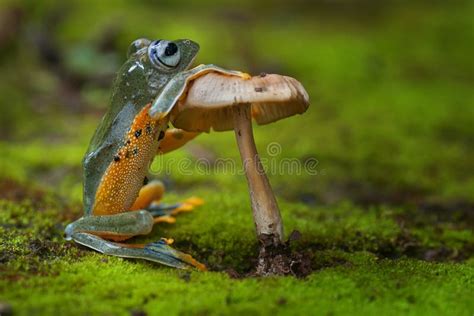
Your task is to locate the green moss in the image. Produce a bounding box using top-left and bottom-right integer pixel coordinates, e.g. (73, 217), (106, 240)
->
(1, 255), (473, 315)
(1, 185), (473, 314)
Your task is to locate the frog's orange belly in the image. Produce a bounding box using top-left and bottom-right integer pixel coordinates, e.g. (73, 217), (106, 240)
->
(92, 104), (164, 216)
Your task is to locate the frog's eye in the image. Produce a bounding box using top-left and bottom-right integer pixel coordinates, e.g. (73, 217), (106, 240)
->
(127, 38), (151, 58)
(148, 40), (181, 68)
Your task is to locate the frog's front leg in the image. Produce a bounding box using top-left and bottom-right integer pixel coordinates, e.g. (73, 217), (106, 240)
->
(157, 129), (200, 154)
(149, 64), (250, 119)
(65, 211), (206, 270)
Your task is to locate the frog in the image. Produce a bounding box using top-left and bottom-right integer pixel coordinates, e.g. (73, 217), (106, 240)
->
(65, 38), (249, 270)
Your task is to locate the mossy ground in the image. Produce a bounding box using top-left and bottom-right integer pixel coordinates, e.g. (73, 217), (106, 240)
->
(1, 1), (473, 315)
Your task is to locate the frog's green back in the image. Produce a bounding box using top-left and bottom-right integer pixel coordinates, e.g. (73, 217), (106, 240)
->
(82, 57), (153, 215)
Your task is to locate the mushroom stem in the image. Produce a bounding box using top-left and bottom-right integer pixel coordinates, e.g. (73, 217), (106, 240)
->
(232, 103), (283, 244)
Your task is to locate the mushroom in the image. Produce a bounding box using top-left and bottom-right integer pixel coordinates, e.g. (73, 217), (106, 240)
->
(170, 72), (309, 246)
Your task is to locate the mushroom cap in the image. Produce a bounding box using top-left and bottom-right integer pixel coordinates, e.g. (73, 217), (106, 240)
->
(170, 72), (309, 132)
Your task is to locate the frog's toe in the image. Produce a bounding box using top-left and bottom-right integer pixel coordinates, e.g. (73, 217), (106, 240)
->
(183, 196), (204, 206)
(153, 215), (176, 224)
(239, 72), (251, 80)
(144, 239), (207, 271)
(169, 196), (204, 215)
(170, 202), (195, 216)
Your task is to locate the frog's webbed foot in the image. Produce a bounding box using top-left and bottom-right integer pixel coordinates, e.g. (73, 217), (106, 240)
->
(148, 197), (204, 224)
(132, 179), (204, 224)
(144, 239), (206, 271)
(71, 232), (206, 270)
(149, 196), (203, 215)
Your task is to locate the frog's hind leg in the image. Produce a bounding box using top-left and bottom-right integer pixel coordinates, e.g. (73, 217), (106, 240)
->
(65, 211), (206, 270)
(131, 179), (204, 224)
(72, 232), (206, 270)
(65, 210), (154, 242)
(130, 179), (165, 211)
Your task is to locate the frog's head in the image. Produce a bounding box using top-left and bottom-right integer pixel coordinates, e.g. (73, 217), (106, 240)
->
(122, 38), (199, 98)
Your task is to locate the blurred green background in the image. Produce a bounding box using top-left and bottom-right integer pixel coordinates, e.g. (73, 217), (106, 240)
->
(0, 0), (473, 315)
